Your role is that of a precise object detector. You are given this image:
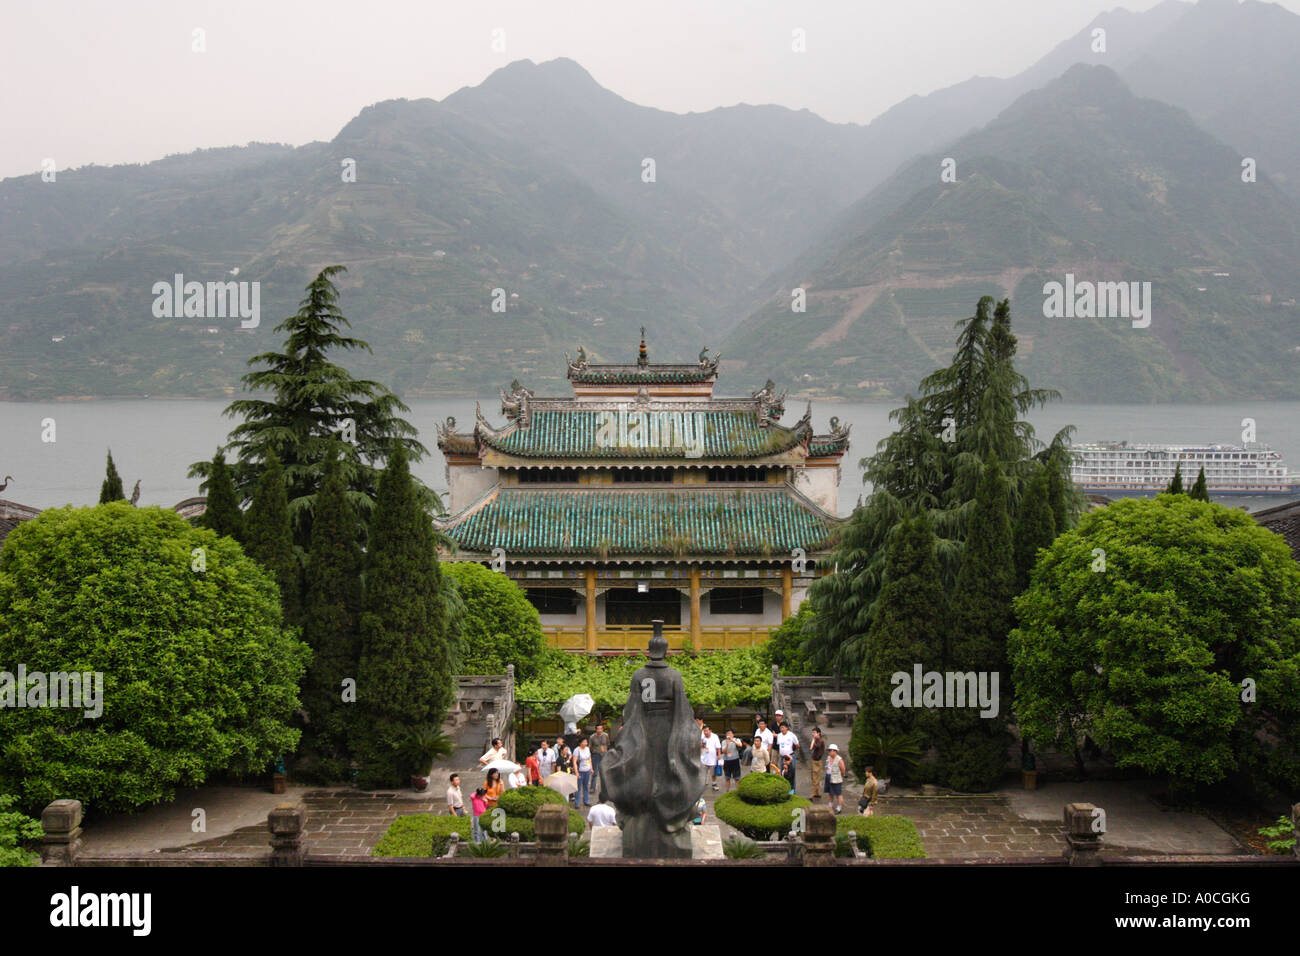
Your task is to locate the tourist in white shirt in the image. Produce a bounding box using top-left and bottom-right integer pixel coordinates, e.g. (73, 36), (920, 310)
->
(507, 766), (528, 789)
(700, 726), (722, 791)
(446, 773), (466, 816)
(479, 737), (508, 766)
(536, 741), (556, 779)
(754, 719), (775, 750)
(574, 738), (595, 807)
(775, 722), (799, 791)
(587, 801), (618, 827)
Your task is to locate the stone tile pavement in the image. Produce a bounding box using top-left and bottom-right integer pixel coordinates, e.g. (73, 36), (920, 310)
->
(77, 766), (1245, 861)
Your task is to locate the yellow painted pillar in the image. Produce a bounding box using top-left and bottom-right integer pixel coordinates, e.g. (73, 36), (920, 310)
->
(585, 568), (597, 653)
(781, 567), (793, 620)
(689, 567), (702, 644)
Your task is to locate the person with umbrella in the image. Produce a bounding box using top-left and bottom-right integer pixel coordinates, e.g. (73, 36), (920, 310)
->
(479, 737), (507, 767)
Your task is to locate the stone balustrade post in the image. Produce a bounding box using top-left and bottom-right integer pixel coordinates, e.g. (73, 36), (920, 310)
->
(40, 799), (83, 866)
(1063, 802), (1103, 866)
(267, 803), (307, 866)
(801, 805), (837, 866)
(534, 804), (569, 866)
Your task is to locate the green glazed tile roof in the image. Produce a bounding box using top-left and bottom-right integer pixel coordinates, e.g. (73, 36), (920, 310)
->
(569, 364), (715, 384)
(809, 434), (850, 457)
(440, 487), (838, 556)
(482, 409), (803, 460)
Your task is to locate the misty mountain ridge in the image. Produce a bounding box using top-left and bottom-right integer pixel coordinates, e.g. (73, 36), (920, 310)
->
(1, 0), (1298, 402)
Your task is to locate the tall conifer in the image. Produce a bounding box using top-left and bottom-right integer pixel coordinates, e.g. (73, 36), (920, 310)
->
(300, 455), (364, 780)
(244, 451), (301, 624)
(1167, 462), (1185, 495)
(1190, 467), (1210, 501)
(352, 444), (452, 787)
(848, 512), (945, 779)
(199, 450), (243, 540)
(1013, 465), (1056, 592)
(937, 459), (1015, 791)
(99, 450), (125, 504)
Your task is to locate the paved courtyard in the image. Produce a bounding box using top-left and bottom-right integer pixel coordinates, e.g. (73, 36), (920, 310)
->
(77, 763), (1246, 860)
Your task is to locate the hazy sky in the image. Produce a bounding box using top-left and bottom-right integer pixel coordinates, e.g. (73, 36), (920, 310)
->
(4, 0), (1296, 180)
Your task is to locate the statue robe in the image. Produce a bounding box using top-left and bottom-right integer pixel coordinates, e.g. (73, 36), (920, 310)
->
(599, 659), (706, 857)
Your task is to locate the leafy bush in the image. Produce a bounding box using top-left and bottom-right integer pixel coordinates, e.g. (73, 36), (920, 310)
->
(372, 813), (470, 857)
(722, 836), (767, 859)
(441, 562), (547, 679)
(0, 795), (43, 867)
(496, 786), (568, 817)
(764, 603), (817, 676)
(518, 647), (772, 712)
(737, 772), (794, 805)
(495, 806), (586, 842)
(714, 791), (810, 840)
(0, 504), (310, 814)
(1258, 816), (1296, 854)
(568, 836), (590, 857)
(833, 815), (927, 859)
(1011, 495), (1300, 795)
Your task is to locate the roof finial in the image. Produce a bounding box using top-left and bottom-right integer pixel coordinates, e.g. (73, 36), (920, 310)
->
(638, 325), (648, 367)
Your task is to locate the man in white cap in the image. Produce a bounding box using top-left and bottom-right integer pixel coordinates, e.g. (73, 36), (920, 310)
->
(825, 743), (846, 814)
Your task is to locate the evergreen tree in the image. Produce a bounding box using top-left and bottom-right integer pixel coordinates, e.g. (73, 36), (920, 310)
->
(99, 450), (125, 504)
(1045, 446), (1071, 534)
(936, 459), (1015, 791)
(243, 452), (301, 625)
(199, 450), (243, 540)
(1013, 465), (1057, 592)
(1167, 462), (1184, 495)
(299, 456), (364, 780)
(848, 512), (945, 780)
(352, 444), (452, 788)
(189, 266), (431, 548)
(1190, 467), (1210, 502)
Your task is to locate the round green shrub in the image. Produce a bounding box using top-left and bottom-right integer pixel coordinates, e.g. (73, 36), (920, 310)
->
(497, 785), (568, 817)
(737, 772), (793, 805)
(441, 562), (547, 679)
(714, 791), (810, 840)
(0, 504), (310, 815)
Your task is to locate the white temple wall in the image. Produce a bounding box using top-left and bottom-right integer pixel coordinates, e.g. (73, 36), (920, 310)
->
(447, 464), (498, 513)
(792, 463), (841, 514)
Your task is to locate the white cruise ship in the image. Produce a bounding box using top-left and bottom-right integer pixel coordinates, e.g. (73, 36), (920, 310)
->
(1070, 441), (1300, 496)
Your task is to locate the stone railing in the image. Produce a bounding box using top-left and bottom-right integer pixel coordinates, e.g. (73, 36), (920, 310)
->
(39, 800), (1300, 868)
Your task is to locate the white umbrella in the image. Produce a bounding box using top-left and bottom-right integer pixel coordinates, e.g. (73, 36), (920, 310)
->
(559, 693), (594, 733)
(544, 771), (578, 797)
(484, 758), (520, 775)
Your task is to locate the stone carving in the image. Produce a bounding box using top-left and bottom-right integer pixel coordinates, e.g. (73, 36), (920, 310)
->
(752, 379), (787, 426)
(599, 623), (706, 858)
(500, 379), (535, 426)
(566, 346), (589, 372)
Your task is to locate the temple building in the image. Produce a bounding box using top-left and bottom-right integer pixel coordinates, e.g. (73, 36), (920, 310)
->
(434, 332), (850, 652)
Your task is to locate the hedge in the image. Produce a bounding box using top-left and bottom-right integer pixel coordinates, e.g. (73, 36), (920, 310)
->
(736, 772), (793, 805)
(371, 806), (585, 857)
(834, 815), (927, 859)
(497, 786), (568, 817)
(713, 791), (810, 840)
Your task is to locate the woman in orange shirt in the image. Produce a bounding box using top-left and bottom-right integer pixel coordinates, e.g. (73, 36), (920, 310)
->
(483, 768), (505, 810)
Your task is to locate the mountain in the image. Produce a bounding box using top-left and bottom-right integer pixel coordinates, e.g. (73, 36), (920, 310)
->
(0, 59), (881, 401)
(722, 65), (1300, 403)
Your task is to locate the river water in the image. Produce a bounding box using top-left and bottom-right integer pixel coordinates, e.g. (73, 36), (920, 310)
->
(2, 399), (1297, 516)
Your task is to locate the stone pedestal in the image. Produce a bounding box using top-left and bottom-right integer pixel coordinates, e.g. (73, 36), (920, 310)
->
(534, 804), (570, 866)
(40, 799), (83, 866)
(589, 824), (724, 859)
(1063, 802), (1103, 866)
(267, 803), (306, 866)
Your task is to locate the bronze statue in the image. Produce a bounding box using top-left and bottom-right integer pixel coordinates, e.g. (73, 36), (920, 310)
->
(599, 622), (706, 857)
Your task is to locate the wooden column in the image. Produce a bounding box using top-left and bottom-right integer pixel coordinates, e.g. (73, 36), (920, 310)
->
(689, 567), (702, 644)
(585, 567), (597, 653)
(781, 566), (793, 620)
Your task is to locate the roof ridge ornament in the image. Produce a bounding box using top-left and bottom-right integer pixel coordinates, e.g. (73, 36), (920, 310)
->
(638, 326), (648, 367)
(566, 346), (589, 373)
(500, 378), (535, 426)
(752, 379), (787, 427)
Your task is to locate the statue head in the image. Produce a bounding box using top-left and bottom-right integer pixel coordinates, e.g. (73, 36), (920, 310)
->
(647, 635), (668, 661)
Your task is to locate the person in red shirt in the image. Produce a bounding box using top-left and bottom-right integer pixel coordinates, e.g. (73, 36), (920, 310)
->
(525, 745), (542, 786)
